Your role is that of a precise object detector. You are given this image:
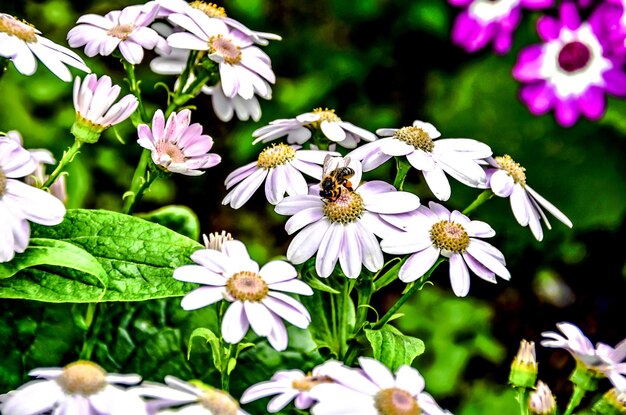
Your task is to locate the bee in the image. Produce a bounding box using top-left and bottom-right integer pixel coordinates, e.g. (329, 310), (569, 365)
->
(319, 155), (355, 202)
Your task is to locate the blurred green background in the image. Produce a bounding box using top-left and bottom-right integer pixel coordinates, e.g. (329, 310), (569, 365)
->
(1, 0), (625, 413)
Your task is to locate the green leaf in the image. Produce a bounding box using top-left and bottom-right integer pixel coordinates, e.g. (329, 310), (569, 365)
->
(188, 327), (222, 370)
(136, 205), (201, 241)
(0, 239), (108, 295)
(364, 325), (425, 372)
(0, 209), (203, 303)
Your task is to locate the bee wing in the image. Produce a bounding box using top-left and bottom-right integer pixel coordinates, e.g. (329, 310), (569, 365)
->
(323, 154), (341, 175)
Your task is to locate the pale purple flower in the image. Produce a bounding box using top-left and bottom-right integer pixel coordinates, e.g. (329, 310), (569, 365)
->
(480, 155), (572, 241)
(5, 130), (67, 204)
(0, 360), (147, 415)
(133, 375), (248, 415)
(592, 0), (626, 59)
(137, 109), (221, 176)
(450, 0), (553, 54)
(165, 11), (275, 100)
(155, 0), (282, 45)
(0, 137), (65, 263)
(528, 381), (556, 415)
(348, 120), (491, 201)
(381, 201), (510, 297)
(173, 240), (313, 352)
(309, 357), (453, 415)
(512, 2), (626, 127)
(222, 144), (338, 209)
(275, 157), (420, 279)
(240, 361), (341, 413)
(73, 73), (138, 131)
(541, 322), (626, 392)
(0, 13), (90, 81)
(252, 108), (377, 149)
(67, 1), (168, 65)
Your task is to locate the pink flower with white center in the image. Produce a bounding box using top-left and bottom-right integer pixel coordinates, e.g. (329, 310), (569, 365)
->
(165, 11), (275, 100)
(252, 108), (377, 149)
(155, 0), (282, 45)
(0, 137), (65, 263)
(73, 73), (138, 133)
(133, 376), (248, 415)
(449, 0), (553, 54)
(173, 240), (313, 352)
(240, 361), (341, 413)
(274, 157), (420, 279)
(381, 201), (510, 297)
(348, 120), (492, 201)
(0, 360), (147, 415)
(222, 144), (339, 209)
(512, 2), (626, 127)
(541, 322), (626, 392)
(309, 357), (453, 415)
(67, 1), (169, 65)
(480, 155), (572, 241)
(0, 13), (90, 82)
(137, 109), (221, 176)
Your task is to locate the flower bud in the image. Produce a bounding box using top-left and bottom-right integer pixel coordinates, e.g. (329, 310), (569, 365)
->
(591, 388), (626, 415)
(529, 381), (556, 415)
(509, 340), (538, 389)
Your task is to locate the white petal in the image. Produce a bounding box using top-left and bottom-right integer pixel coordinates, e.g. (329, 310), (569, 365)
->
(449, 254), (471, 297)
(221, 301), (249, 344)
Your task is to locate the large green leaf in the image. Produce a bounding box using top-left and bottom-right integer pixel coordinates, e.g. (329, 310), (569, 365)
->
(364, 324), (425, 372)
(0, 209), (203, 303)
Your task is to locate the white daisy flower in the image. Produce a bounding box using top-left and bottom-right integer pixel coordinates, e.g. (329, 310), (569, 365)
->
(481, 154), (572, 241)
(275, 156), (420, 279)
(348, 120), (492, 201)
(0, 360), (147, 415)
(173, 240), (313, 352)
(222, 143), (338, 209)
(133, 375), (248, 415)
(381, 201), (510, 297)
(0, 137), (66, 262)
(240, 361), (341, 413)
(252, 108), (377, 149)
(309, 357), (453, 415)
(0, 13), (90, 82)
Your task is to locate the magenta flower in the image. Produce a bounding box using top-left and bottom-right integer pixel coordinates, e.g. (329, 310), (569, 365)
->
(173, 240), (313, 352)
(275, 157), (420, 279)
(512, 2), (626, 127)
(541, 322), (626, 392)
(67, 1), (168, 65)
(381, 201), (510, 297)
(0, 137), (66, 263)
(449, 0), (553, 54)
(0, 13), (90, 82)
(137, 109), (221, 176)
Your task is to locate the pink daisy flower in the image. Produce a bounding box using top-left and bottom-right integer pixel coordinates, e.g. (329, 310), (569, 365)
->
(381, 201), (510, 297)
(173, 240), (313, 352)
(137, 109), (221, 176)
(274, 156), (420, 279)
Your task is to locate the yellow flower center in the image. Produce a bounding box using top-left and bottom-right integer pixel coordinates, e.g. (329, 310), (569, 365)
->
(209, 35), (241, 65)
(190, 1), (227, 18)
(291, 374), (333, 392)
(495, 154), (526, 186)
(374, 388), (422, 415)
(57, 361), (108, 396)
(106, 23), (135, 40)
(257, 143), (296, 169)
(307, 107), (341, 130)
(394, 126), (434, 152)
(226, 271), (269, 302)
(0, 15), (37, 43)
(0, 168), (7, 198)
(322, 188), (365, 224)
(197, 387), (240, 415)
(430, 220), (470, 253)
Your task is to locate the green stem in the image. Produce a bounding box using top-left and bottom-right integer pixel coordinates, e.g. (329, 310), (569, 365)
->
(43, 139), (83, 189)
(393, 157), (412, 191)
(221, 343), (233, 392)
(79, 303), (102, 361)
(165, 71), (212, 117)
(563, 384), (587, 415)
(121, 59), (148, 126)
(373, 258), (444, 330)
(343, 275), (373, 365)
(462, 190), (494, 216)
(337, 280), (351, 359)
(516, 387), (530, 415)
(122, 149), (152, 214)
